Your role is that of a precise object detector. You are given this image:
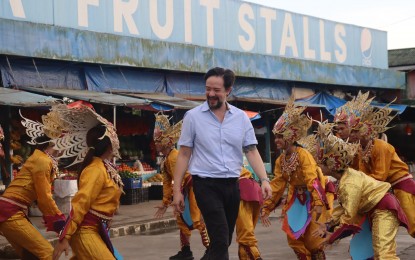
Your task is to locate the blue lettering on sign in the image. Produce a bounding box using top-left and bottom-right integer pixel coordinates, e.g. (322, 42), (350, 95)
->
(0, 0), (387, 69)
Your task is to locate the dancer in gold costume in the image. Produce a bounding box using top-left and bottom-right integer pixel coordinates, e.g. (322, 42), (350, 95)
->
(261, 96), (330, 260)
(52, 102), (123, 260)
(0, 110), (66, 259)
(347, 91), (415, 238)
(313, 123), (408, 260)
(153, 113), (209, 260)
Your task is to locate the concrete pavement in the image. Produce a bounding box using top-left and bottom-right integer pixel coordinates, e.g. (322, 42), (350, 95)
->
(0, 200), (414, 259)
(0, 200), (178, 259)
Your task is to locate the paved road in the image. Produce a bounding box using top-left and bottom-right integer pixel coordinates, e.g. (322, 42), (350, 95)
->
(111, 219), (414, 260)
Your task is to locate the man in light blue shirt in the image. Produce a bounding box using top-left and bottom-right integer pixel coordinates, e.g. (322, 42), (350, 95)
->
(172, 67), (272, 260)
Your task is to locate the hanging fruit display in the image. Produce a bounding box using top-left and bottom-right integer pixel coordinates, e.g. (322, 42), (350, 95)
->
(10, 119), (32, 166)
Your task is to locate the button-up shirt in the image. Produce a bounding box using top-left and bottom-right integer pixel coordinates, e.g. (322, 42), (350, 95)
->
(178, 101), (257, 178)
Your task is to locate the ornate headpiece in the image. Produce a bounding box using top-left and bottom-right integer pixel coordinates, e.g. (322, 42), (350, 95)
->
(272, 95), (311, 143)
(297, 134), (318, 157)
(316, 133), (359, 172)
(346, 91), (375, 130)
(0, 124), (4, 141)
(49, 102), (120, 167)
(20, 108), (64, 145)
(153, 112), (182, 149)
(352, 104), (395, 139)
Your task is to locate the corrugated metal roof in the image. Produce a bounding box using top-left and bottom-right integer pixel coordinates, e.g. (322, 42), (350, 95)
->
(18, 87), (149, 106)
(0, 87), (57, 107)
(117, 92), (202, 109)
(388, 48), (415, 67)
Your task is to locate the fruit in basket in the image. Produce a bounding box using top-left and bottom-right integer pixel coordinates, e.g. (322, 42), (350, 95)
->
(148, 173), (163, 182)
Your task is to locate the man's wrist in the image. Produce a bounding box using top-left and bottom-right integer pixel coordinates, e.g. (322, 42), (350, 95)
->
(260, 177), (270, 183)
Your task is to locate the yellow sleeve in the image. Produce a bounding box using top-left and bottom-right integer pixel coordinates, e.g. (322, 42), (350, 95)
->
(299, 149), (323, 207)
(64, 165), (105, 240)
(162, 157), (174, 207)
(338, 182), (363, 225)
(330, 205), (345, 227)
(369, 141), (392, 181)
(262, 157), (286, 215)
(31, 158), (62, 217)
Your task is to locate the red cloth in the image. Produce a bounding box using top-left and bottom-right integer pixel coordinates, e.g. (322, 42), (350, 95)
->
(239, 178), (263, 205)
(0, 200), (22, 222)
(393, 177), (415, 195)
(372, 193), (409, 229)
(329, 224), (362, 244)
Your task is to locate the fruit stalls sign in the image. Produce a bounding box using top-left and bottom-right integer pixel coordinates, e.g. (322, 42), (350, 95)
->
(0, 0), (387, 69)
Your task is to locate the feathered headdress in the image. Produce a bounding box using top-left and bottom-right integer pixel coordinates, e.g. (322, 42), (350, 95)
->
(316, 133), (360, 172)
(346, 91), (375, 130)
(272, 95), (311, 143)
(349, 94), (395, 139)
(153, 112), (182, 149)
(20, 108), (64, 145)
(297, 134), (318, 157)
(49, 102), (120, 167)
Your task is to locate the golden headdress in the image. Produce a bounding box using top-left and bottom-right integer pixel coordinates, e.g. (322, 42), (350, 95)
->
(346, 91), (375, 130)
(20, 108), (64, 145)
(153, 112), (182, 149)
(316, 132), (360, 172)
(297, 134), (318, 157)
(49, 102), (120, 167)
(348, 92), (395, 138)
(272, 95), (311, 143)
(298, 120), (334, 158)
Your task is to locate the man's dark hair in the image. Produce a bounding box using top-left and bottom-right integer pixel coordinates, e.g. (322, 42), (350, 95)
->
(204, 67), (236, 90)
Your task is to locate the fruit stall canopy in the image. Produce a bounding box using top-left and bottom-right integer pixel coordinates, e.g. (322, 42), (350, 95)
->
(17, 86), (149, 106)
(0, 87), (57, 107)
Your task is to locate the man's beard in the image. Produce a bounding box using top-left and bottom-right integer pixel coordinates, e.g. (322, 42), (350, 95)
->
(208, 97), (223, 110)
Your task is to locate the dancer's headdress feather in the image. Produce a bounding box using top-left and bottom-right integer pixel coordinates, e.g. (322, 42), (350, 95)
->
(153, 112), (182, 149)
(272, 95), (311, 143)
(49, 102), (120, 167)
(20, 108), (64, 145)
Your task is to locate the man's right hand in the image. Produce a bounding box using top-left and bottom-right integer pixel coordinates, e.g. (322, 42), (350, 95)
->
(171, 190), (185, 215)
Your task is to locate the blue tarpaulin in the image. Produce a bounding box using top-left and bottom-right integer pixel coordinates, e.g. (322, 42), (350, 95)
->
(297, 92), (407, 115)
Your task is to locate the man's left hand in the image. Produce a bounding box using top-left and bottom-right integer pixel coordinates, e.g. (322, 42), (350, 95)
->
(261, 181), (272, 200)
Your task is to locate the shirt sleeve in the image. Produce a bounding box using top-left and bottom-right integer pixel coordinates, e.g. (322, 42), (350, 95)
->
(178, 111), (195, 148)
(62, 166), (105, 240)
(242, 113), (258, 147)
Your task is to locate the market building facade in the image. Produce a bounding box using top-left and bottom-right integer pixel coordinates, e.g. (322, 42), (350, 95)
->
(0, 0), (409, 188)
